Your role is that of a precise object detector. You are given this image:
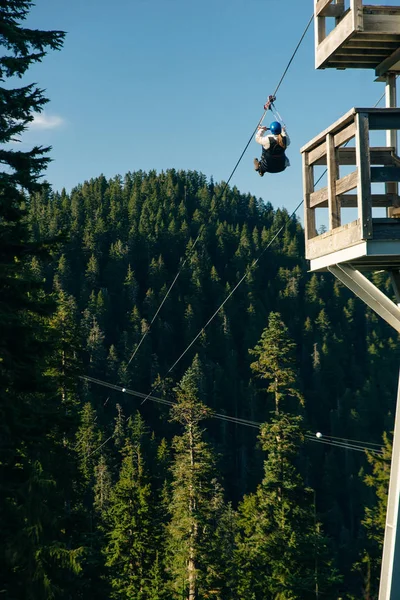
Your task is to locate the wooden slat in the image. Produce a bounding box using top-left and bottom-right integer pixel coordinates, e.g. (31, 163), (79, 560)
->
(364, 14), (400, 35)
(329, 61), (386, 68)
(316, 11), (355, 68)
(301, 107), (356, 153)
(310, 187), (328, 208)
(302, 109), (400, 154)
(369, 112), (400, 131)
(306, 220), (361, 260)
(336, 49), (390, 57)
(373, 218), (400, 240)
(371, 167), (400, 183)
(327, 133), (341, 229)
(363, 6), (400, 15)
(346, 41), (399, 49)
(328, 55), (383, 63)
(308, 142), (328, 166)
(355, 34), (400, 41)
(355, 112), (372, 239)
(310, 195), (396, 208)
(310, 171), (358, 208)
(334, 122), (357, 147)
(313, 147), (398, 166)
(315, 0), (333, 17)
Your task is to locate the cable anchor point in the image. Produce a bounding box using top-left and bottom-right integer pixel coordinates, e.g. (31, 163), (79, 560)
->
(264, 95), (276, 111)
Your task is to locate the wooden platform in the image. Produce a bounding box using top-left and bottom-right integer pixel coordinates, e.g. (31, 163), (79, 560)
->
(315, 0), (400, 74)
(301, 107), (400, 271)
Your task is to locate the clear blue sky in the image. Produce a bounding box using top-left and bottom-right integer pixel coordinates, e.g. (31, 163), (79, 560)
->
(21, 0), (399, 217)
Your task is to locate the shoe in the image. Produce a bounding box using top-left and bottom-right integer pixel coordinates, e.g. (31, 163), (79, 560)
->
(253, 158), (260, 171)
(258, 171), (264, 177)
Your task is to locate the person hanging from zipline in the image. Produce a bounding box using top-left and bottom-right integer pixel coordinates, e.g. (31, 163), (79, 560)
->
(253, 121), (290, 177)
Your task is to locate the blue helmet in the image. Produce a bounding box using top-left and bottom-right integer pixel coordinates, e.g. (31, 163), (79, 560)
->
(270, 121), (282, 134)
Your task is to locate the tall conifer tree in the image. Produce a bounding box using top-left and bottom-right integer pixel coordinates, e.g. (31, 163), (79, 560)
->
(166, 363), (229, 600)
(0, 3), (84, 597)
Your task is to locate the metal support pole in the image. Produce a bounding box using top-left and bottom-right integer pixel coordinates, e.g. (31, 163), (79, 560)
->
(328, 263), (400, 599)
(390, 270), (400, 306)
(327, 264), (400, 332)
(379, 371), (400, 600)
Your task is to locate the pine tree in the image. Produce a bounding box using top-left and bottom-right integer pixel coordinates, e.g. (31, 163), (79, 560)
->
(235, 414), (341, 599)
(249, 311), (304, 414)
(103, 413), (166, 599)
(0, 3), (85, 597)
(352, 434), (392, 599)
(166, 364), (229, 600)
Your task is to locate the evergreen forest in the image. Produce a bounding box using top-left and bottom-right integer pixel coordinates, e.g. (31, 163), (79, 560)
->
(1, 2), (399, 599)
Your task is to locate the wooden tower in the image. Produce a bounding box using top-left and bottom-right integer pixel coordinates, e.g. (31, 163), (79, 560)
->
(303, 2), (400, 599)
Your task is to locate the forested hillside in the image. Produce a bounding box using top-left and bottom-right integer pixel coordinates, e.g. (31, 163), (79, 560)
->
(3, 2), (399, 598)
(21, 170), (398, 598)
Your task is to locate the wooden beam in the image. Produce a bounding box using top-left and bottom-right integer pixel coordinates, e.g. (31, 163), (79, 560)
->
(313, 147), (398, 166)
(308, 142), (328, 166)
(369, 113), (400, 131)
(315, 0), (333, 17)
(351, 0), (363, 32)
(355, 112), (373, 239)
(327, 133), (341, 229)
(301, 107), (356, 153)
(334, 122), (357, 147)
(355, 34), (400, 41)
(328, 55), (384, 63)
(302, 152), (317, 241)
(336, 49), (390, 57)
(375, 47), (400, 77)
(310, 194), (395, 208)
(310, 171), (358, 208)
(316, 0), (344, 17)
(346, 41), (400, 49)
(371, 167), (400, 183)
(364, 13), (400, 34)
(330, 61), (388, 68)
(306, 219), (361, 260)
(316, 11), (355, 69)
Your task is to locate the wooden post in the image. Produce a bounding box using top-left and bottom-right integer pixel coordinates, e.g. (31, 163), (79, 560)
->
(327, 133), (341, 229)
(350, 0), (363, 32)
(314, 0), (326, 50)
(335, 0), (345, 25)
(302, 152), (316, 242)
(386, 75), (399, 215)
(355, 112), (373, 238)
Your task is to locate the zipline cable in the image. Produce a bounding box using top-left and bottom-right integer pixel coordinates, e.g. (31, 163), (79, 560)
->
(304, 434), (382, 453)
(221, 13), (314, 190)
(81, 375), (386, 456)
(139, 197), (304, 406)
(317, 433), (384, 448)
(118, 13), (315, 371)
(271, 14), (314, 99)
(81, 375), (261, 427)
(125, 232), (202, 368)
(80, 22), (391, 456)
(305, 435), (384, 456)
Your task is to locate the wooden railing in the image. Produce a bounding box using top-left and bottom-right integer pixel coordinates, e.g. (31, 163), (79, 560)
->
(301, 107), (400, 262)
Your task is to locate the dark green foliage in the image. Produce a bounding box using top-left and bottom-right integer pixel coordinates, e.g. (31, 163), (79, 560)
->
(166, 363), (230, 599)
(0, 2), (87, 598)
(352, 434), (392, 600)
(235, 415), (341, 600)
(102, 414), (166, 599)
(17, 165), (399, 595)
